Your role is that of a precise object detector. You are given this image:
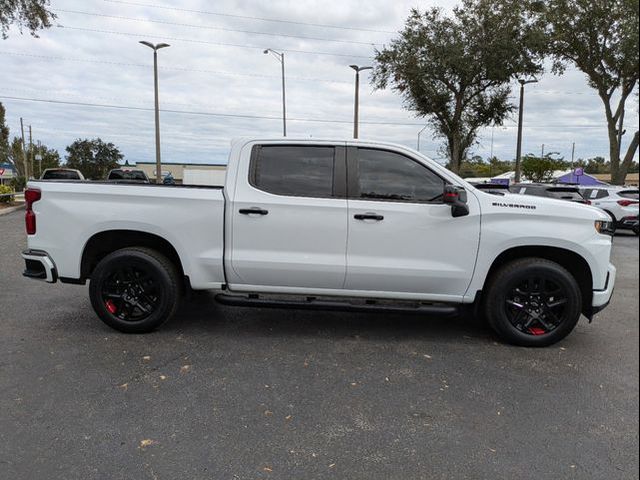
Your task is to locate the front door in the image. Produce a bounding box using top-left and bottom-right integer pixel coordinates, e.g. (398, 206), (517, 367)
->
(228, 143), (348, 290)
(345, 147), (481, 300)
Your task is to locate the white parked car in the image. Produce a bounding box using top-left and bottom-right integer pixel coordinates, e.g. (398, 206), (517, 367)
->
(21, 138), (616, 347)
(581, 186), (639, 235)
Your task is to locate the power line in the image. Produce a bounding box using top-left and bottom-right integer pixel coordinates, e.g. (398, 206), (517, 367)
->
(56, 25), (373, 59)
(0, 51), (352, 84)
(0, 95), (617, 128)
(102, 0), (396, 34)
(54, 9), (381, 47)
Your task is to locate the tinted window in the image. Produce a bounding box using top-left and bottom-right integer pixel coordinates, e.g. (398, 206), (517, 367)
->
(547, 188), (584, 200)
(619, 190), (639, 200)
(108, 170), (148, 181)
(355, 149), (445, 202)
(252, 146), (335, 197)
(42, 170), (80, 180)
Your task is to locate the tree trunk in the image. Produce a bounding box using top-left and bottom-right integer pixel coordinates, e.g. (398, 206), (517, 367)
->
(450, 134), (462, 174)
(612, 130), (640, 185)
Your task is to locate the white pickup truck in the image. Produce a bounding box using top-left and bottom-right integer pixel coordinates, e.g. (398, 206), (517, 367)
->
(21, 138), (617, 346)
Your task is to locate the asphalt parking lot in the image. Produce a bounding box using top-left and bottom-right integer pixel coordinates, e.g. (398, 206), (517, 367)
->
(0, 209), (638, 480)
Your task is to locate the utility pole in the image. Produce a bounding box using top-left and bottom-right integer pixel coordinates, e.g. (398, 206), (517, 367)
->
(514, 78), (538, 183)
(29, 125), (33, 179)
(36, 140), (43, 178)
(570, 141), (576, 182)
(20, 117), (28, 180)
(349, 65), (372, 139)
(139, 41), (171, 184)
(264, 49), (287, 136)
(541, 144), (545, 158)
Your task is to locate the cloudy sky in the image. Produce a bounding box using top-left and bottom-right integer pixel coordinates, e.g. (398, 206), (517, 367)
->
(0, 0), (638, 165)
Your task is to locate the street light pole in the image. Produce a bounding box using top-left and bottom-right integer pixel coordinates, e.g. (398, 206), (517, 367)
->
(514, 78), (538, 183)
(349, 65), (372, 139)
(264, 49), (286, 136)
(417, 124), (428, 151)
(140, 41), (170, 184)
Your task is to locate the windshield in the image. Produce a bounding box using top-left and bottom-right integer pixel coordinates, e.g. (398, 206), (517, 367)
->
(42, 170), (81, 180)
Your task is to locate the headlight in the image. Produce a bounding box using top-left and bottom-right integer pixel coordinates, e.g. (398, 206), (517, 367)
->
(595, 220), (615, 236)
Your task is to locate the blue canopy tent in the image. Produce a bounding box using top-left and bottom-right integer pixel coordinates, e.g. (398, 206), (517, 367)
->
(556, 170), (607, 186)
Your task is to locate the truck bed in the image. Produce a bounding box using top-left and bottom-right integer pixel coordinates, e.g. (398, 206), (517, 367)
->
(27, 180), (226, 289)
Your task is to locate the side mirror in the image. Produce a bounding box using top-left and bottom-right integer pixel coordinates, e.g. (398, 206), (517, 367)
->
(443, 185), (470, 217)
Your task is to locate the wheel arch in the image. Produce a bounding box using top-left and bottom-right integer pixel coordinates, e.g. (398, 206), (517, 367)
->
(80, 230), (185, 282)
(483, 246), (593, 316)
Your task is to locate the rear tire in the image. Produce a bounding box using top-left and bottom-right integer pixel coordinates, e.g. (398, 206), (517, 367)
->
(89, 247), (181, 333)
(483, 258), (582, 347)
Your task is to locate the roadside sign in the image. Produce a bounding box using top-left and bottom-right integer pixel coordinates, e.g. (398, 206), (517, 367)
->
(0, 168), (5, 176)
(35, 154), (43, 161)
(574, 167), (584, 176)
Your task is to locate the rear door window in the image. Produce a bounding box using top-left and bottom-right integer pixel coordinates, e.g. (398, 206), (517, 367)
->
(251, 145), (336, 198)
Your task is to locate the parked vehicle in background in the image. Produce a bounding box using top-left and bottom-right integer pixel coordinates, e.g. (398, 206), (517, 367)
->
(40, 168), (85, 180)
(106, 168), (150, 183)
(510, 183), (590, 205)
(469, 182), (510, 195)
(581, 186), (639, 235)
(21, 138), (616, 347)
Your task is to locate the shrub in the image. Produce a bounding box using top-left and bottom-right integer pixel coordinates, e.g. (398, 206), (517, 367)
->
(9, 176), (26, 192)
(0, 184), (14, 204)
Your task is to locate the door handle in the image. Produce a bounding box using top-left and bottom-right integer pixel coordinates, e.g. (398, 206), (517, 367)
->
(239, 208), (269, 215)
(354, 213), (384, 221)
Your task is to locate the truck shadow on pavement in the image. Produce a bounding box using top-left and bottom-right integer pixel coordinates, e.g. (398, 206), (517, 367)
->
(163, 291), (497, 345)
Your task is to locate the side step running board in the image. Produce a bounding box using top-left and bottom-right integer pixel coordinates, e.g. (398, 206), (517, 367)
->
(215, 293), (459, 316)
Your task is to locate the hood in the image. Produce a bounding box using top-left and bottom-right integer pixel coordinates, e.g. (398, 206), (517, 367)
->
(477, 191), (610, 222)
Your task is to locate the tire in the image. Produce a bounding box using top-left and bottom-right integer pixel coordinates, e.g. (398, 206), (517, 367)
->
(483, 258), (582, 347)
(89, 247), (181, 333)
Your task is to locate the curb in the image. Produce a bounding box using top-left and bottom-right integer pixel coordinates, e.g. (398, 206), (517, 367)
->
(0, 204), (25, 216)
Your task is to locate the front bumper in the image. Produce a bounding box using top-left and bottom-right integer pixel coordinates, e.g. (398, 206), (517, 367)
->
(618, 215), (639, 230)
(22, 249), (58, 283)
(591, 263), (616, 315)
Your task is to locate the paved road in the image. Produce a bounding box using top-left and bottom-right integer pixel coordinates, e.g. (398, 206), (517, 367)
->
(1, 210), (638, 480)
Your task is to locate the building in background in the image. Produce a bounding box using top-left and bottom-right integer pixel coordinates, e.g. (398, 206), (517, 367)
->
(134, 162), (227, 185)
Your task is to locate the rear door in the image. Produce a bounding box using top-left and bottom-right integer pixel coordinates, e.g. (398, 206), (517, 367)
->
(228, 143), (348, 290)
(344, 147), (481, 299)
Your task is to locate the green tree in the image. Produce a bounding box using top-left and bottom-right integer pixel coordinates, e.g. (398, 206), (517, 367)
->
(372, 0), (545, 173)
(0, 0), (55, 39)
(0, 102), (10, 164)
(8, 136), (25, 177)
(65, 138), (123, 180)
(521, 153), (567, 182)
(542, 0), (639, 185)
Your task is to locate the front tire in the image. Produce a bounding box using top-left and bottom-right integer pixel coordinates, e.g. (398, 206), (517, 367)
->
(483, 258), (582, 347)
(89, 247), (181, 333)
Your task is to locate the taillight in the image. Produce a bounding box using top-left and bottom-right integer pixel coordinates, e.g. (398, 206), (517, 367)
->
(25, 188), (41, 235)
(617, 199), (639, 207)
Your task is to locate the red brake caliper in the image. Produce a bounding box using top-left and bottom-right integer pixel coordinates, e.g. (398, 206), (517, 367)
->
(105, 299), (117, 314)
(529, 327), (546, 336)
